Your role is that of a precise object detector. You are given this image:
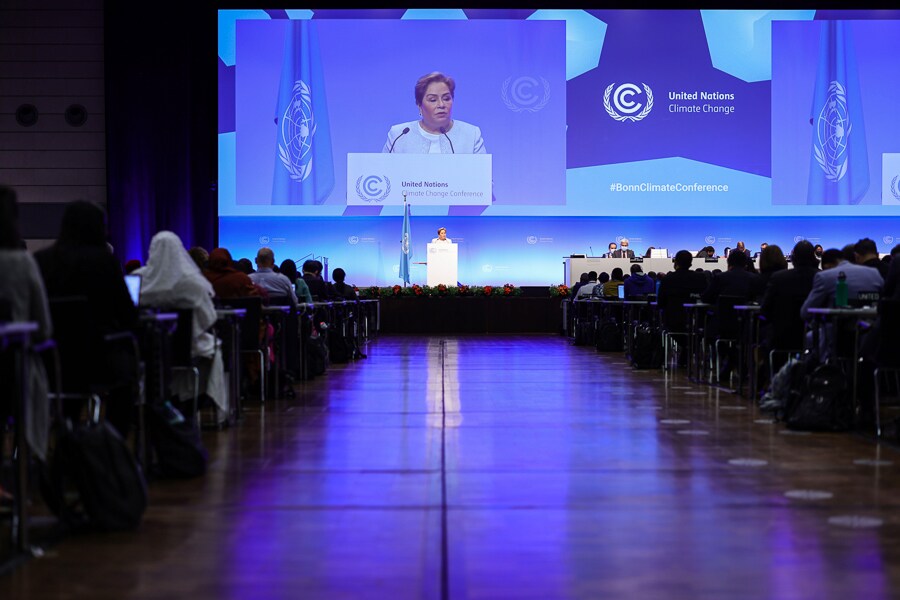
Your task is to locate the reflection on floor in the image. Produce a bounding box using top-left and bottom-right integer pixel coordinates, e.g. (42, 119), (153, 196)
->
(2, 335), (900, 599)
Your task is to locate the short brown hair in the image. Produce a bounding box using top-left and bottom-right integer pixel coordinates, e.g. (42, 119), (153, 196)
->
(415, 72), (455, 106)
(437, 227), (446, 235)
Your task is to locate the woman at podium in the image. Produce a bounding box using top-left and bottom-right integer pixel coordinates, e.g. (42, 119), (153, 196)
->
(382, 72), (486, 155)
(432, 227), (452, 244)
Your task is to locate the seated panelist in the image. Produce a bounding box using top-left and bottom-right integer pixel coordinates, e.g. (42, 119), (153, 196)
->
(604, 242), (618, 258)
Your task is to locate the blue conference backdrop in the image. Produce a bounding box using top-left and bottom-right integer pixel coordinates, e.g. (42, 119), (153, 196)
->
(218, 9), (900, 286)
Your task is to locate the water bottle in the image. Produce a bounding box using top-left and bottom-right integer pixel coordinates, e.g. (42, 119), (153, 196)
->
(835, 271), (848, 307)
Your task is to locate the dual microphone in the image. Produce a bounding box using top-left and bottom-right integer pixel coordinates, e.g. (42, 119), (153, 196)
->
(388, 125), (455, 154)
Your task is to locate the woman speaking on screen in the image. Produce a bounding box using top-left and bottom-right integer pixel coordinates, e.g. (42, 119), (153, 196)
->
(382, 72), (486, 155)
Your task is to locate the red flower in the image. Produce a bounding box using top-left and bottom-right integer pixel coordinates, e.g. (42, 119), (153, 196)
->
(483, 285), (493, 296)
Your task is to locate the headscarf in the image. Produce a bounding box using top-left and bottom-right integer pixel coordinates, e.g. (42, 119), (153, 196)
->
(205, 247), (260, 299)
(135, 231), (216, 354)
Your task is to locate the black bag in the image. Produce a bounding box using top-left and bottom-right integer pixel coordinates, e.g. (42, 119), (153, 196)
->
(146, 403), (208, 479)
(596, 318), (623, 352)
(784, 362), (853, 431)
(41, 420), (148, 531)
(631, 323), (663, 369)
(328, 333), (353, 364)
(307, 333), (329, 377)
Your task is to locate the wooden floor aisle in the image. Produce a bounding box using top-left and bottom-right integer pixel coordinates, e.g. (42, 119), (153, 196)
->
(2, 335), (900, 599)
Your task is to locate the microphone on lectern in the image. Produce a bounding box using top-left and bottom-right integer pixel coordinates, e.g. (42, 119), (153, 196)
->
(389, 127), (410, 153)
(590, 246), (594, 257)
(439, 126), (455, 154)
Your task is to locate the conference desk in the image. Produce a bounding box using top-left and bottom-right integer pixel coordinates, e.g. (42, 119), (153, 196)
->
(564, 257), (729, 285)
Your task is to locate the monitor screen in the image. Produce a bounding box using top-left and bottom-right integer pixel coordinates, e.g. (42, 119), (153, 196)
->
(124, 274), (141, 306)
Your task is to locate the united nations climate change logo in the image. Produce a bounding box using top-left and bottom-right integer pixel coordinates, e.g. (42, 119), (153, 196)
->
(604, 83), (653, 122)
(813, 81), (852, 182)
(794, 236), (805, 243)
(884, 235), (895, 246)
(355, 175), (391, 203)
(348, 236), (359, 245)
(259, 236), (270, 245)
(526, 236), (538, 245)
(278, 80), (317, 182)
(705, 235), (716, 245)
(501, 76), (550, 113)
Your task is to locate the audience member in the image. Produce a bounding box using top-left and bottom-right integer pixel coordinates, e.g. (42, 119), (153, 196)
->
(597, 267), (625, 296)
(855, 237), (889, 279)
(576, 270), (599, 298)
(279, 258), (313, 303)
(204, 247), (262, 299)
(331, 268), (358, 300)
(701, 250), (761, 304)
(250, 247), (297, 307)
(124, 258), (142, 274)
(814, 244), (824, 259)
(571, 272), (589, 298)
(236, 258), (254, 274)
(801, 244), (883, 319)
(188, 246), (209, 271)
(820, 248), (842, 270)
(0, 186), (51, 463)
(760, 240), (819, 370)
(136, 231), (229, 421)
(302, 259), (334, 300)
(623, 263), (656, 298)
(757, 244), (788, 290)
(656, 250), (707, 333)
(35, 200), (138, 437)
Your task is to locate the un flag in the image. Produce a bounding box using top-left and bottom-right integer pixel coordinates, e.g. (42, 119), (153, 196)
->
(272, 21), (334, 205)
(807, 21), (869, 205)
(399, 201), (412, 285)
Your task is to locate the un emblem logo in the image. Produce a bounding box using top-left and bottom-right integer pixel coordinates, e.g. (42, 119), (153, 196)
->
(604, 83), (653, 122)
(501, 76), (551, 113)
(813, 81), (851, 182)
(355, 175), (391, 202)
(278, 80), (317, 182)
(892, 176), (900, 201)
(705, 235), (716, 245)
(526, 236), (538, 245)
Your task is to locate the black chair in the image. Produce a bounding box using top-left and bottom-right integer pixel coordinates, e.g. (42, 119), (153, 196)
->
(874, 298), (900, 437)
(44, 296), (141, 432)
(215, 296), (266, 404)
(266, 295), (299, 398)
(705, 295), (746, 386)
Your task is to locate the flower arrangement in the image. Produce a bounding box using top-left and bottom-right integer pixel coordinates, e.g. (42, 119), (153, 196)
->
(457, 284), (471, 296)
(362, 283), (525, 297)
(391, 284), (404, 296)
(549, 284), (570, 297)
(411, 284), (425, 296)
(482, 285), (494, 296)
(501, 283), (522, 296)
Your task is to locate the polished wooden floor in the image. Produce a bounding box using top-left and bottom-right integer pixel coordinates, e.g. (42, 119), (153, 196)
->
(3, 335), (900, 599)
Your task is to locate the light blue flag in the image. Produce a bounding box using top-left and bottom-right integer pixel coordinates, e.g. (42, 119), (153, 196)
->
(399, 201), (412, 285)
(273, 21), (334, 205)
(807, 21), (869, 205)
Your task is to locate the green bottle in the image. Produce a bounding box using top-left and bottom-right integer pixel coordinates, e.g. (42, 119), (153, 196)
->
(835, 271), (848, 307)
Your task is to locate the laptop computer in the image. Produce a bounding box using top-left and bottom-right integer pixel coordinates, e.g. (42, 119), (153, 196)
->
(124, 273), (141, 306)
(617, 284), (626, 299)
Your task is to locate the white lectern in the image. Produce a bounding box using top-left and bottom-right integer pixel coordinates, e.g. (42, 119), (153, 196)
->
(427, 243), (458, 286)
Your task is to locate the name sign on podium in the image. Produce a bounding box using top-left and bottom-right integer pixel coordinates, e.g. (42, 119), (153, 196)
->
(427, 243), (458, 287)
(347, 153), (492, 206)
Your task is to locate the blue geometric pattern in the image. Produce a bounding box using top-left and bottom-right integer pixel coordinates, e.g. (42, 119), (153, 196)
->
(401, 9), (468, 20)
(527, 10), (606, 81)
(701, 10), (816, 82)
(218, 9), (271, 67)
(285, 10), (314, 20)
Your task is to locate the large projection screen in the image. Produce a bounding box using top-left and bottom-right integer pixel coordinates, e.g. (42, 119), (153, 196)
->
(218, 9), (900, 285)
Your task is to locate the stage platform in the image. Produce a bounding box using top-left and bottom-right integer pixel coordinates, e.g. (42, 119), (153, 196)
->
(377, 287), (563, 334)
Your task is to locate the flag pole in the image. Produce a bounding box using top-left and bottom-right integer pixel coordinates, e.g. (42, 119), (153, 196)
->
(402, 191), (408, 288)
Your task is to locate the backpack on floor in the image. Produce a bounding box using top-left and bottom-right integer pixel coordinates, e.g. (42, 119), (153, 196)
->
(146, 402), (208, 479)
(631, 323), (663, 369)
(41, 419), (148, 531)
(596, 318), (623, 352)
(783, 362), (853, 432)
